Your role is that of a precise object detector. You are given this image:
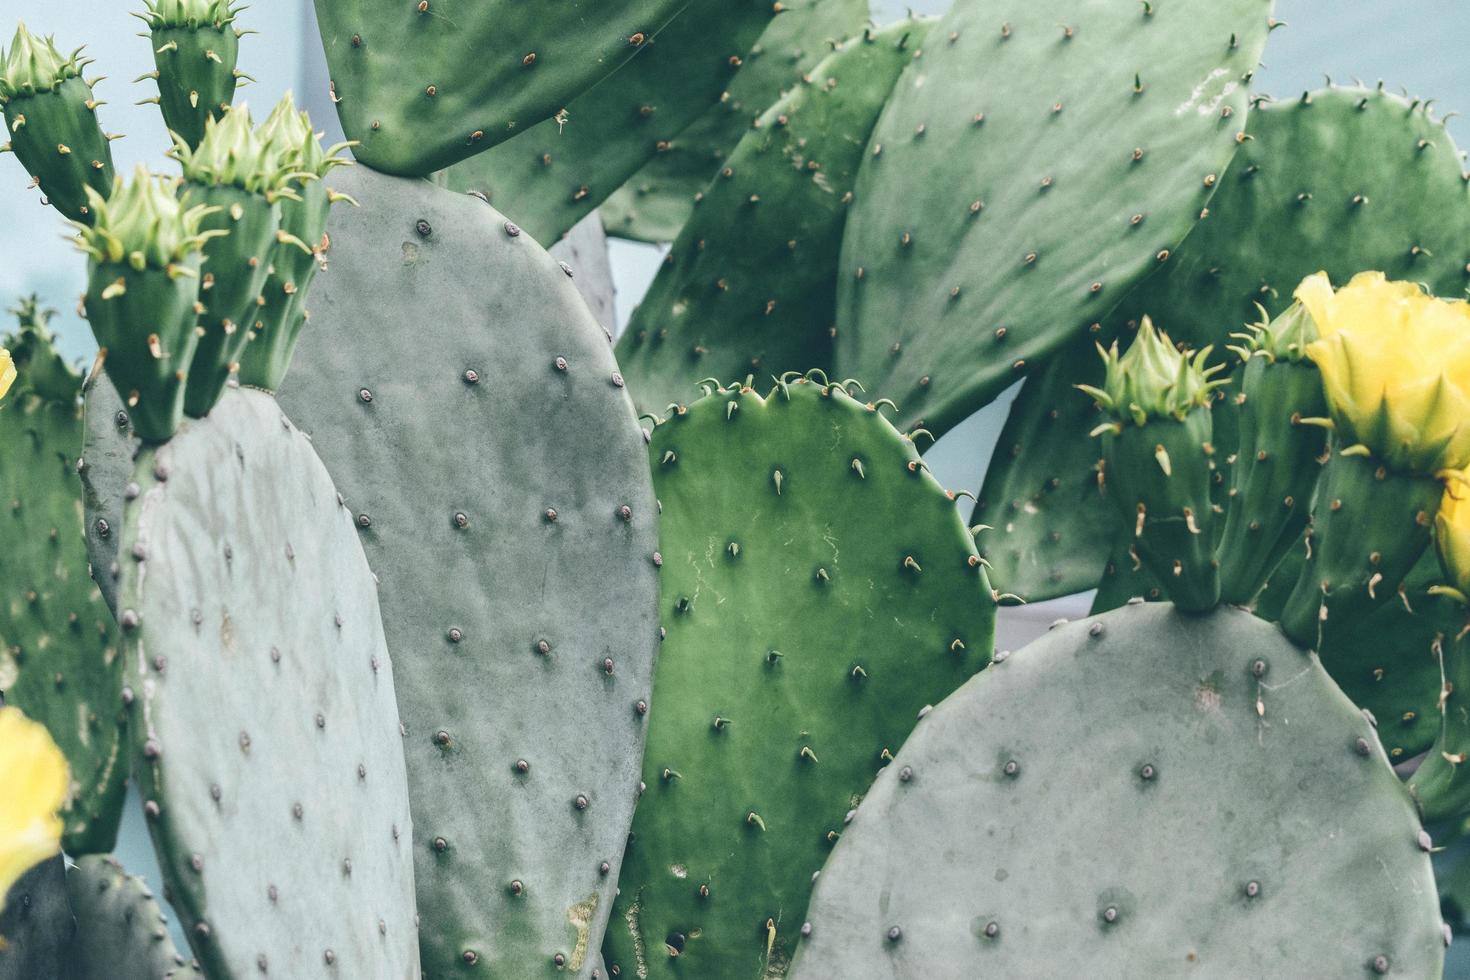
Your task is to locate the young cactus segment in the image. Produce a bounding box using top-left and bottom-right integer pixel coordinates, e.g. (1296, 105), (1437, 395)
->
(602, 378), (996, 980)
(0, 857), (72, 979)
(169, 102), (303, 417)
(444, 0), (783, 245)
(1276, 272), (1470, 647)
(1079, 319), (1227, 612)
(73, 165), (219, 443)
(787, 604), (1446, 978)
(975, 87), (1470, 605)
(235, 93), (353, 392)
(0, 305), (126, 856)
(601, 0), (869, 243)
(615, 19), (931, 414)
(312, 0), (690, 176)
(1214, 301), (1329, 604)
(276, 166), (659, 978)
(0, 24), (115, 224)
(136, 0), (244, 150)
(63, 855), (202, 978)
(119, 388), (419, 976)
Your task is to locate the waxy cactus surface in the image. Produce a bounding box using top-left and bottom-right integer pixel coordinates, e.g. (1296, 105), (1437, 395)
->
(63, 855), (202, 978)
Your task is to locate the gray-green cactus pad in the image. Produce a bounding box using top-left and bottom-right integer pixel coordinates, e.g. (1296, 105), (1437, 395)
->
(550, 213), (618, 336)
(277, 166), (659, 977)
(600, 0), (869, 244)
(0, 857), (73, 980)
(64, 855), (202, 979)
(120, 387), (419, 978)
(79, 368), (135, 615)
(830, 0), (1272, 436)
(976, 86), (1470, 603)
(789, 602), (1445, 978)
(0, 324), (124, 855)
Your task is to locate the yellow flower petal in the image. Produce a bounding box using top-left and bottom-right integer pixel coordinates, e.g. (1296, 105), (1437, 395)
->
(0, 708), (67, 910)
(1439, 474), (1470, 598)
(1299, 272), (1470, 474)
(0, 350), (13, 402)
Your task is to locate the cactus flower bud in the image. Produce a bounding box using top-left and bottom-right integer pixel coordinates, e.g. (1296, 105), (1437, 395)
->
(1297, 270), (1470, 477)
(0, 707), (67, 912)
(1437, 477), (1470, 604)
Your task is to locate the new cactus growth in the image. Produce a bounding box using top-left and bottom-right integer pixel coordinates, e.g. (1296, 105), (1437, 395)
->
(119, 387), (420, 977)
(168, 99), (305, 417)
(603, 377), (996, 979)
(135, 0), (246, 151)
(63, 855), (202, 978)
(1078, 319), (1228, 611)
(1214, 300), (1329, 603)
(444, 0), (783, 246)
(0, 23), (116, 224)
(235, 92), (353, 392)
(0, 301), (126, 856)
(602, 0), (869, 243)
(312, 0), (690, 176)
(277, 166), (659, 977)
(73, 165), (221, 443)
(616, 20), (932, 413)
(1276, 272), (1470, 647)
(789, 604), (1446, 978)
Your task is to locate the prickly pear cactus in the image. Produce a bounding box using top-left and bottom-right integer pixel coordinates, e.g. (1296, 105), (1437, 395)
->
(550, 213), (618, 336)
(789, 603), (1445, 978)
(603, 377), (996, 979)
(63, 855), (202, 979)
(312, 0), (689, 176)
(977, 86), (1470, 603)
(276, 165), (659, 977)
(0, 857), (73, 980)
(136, 0), (245, 151)
(0, 24), (115, 224)
(119, 387), (419, 977)
(79, 368), (134, 614)
(616, 20), (930, 414)
(602, 0), (868, 244)
(444, 0), (781, 245)
(0, 304), (125, 856)
(832, 0), (1272, 436)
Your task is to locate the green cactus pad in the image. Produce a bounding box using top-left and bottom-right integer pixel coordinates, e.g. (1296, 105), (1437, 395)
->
(976, 85), (1470, 603)
(789, 603), (1446, 978)
(599, 0), (868, 244)
(136, 0), (245, 151)
(119, 387), (419, 977)
(830, 0), (1271, 436)
(313, 0), (690, 177)
(63, 855), (202, 978)
(0, 307), (125, 856)
(443, 0), (781, 246)
(276, 166), (659, 977)
(615, 20), (930, 416)
(603, 377), (996, 979)
(0, 25), (116, 225)
(0, 857), (73, 980)
(1413, 602), (1470, 822)
(79, 369), (135, 614)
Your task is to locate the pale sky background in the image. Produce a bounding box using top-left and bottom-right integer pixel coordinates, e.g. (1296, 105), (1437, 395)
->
(1, 0), (1467, 966)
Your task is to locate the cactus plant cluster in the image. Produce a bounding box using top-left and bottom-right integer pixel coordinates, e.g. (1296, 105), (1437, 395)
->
(3, 1), (1470, 979)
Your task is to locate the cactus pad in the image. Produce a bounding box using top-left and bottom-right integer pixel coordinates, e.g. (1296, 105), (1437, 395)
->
(603, 377), (996, 979)
(313, 0), (689, 176)
(0, 311), (125, 856)
(444, 0), (780, 246)
(615, 20), (930, 415)
(64, 855), (202, 978)
(136, 0), (245, 151)
(831, 0), (1271, 436)
(976, 86), (1470, 603)
(601, 0), (868, 244)
(0, 857), (73, 980)
(276, 166), (659, 977)
(550, 214), (618, 336)
(119, 387), (419, 977)
(790, 602), (1445, 978)
(79, 369), (136, 614)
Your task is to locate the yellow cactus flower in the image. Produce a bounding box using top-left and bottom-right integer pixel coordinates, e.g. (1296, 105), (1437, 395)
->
(0, 707), (67, 911)
(1295, 271), (1470, 475)
(1438, 475), (1470, 601)
(0, 349), (13, 401)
